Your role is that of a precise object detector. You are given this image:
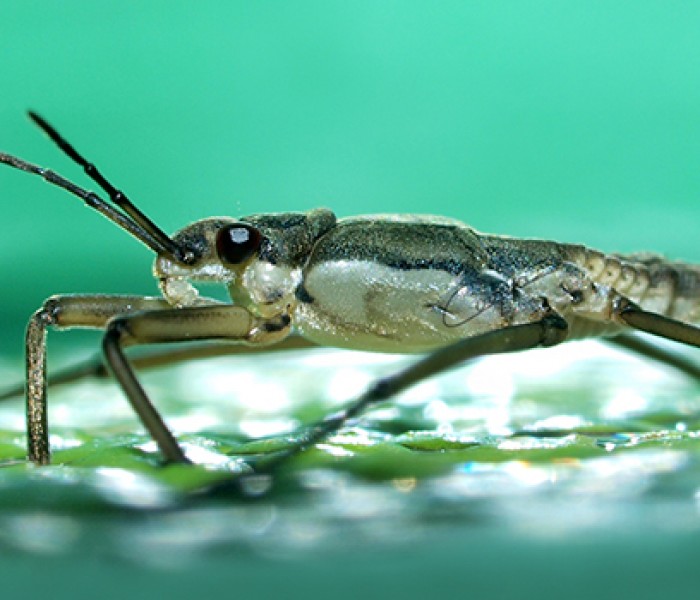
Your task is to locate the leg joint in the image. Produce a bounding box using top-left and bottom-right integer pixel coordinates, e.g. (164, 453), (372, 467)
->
(33, 296), (63, 327)
(103, 317), (132, 347)
(539, 313), (569, 347)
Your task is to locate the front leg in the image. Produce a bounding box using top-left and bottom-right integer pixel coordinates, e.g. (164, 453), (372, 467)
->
(102, 305), (291, 464)
(26, 295), (290, 466)
(26, 295), (170, 465)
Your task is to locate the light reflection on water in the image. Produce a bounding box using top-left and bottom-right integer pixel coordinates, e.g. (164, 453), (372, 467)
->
(0, 339), (698, 565)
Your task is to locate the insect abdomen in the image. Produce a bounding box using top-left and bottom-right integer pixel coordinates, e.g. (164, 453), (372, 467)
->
(579, 249), (700, 324)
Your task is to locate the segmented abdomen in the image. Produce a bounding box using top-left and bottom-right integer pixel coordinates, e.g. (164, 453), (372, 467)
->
(580, 249), (700, 324)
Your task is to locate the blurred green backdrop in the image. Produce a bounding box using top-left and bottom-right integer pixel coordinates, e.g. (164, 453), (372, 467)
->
(1, 2), (699, 598)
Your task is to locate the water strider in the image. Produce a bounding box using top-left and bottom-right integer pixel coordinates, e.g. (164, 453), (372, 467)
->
(1, 112), (700, 473)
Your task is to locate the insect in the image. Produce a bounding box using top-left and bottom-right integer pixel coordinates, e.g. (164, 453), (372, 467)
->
(1, 112), (700, 472)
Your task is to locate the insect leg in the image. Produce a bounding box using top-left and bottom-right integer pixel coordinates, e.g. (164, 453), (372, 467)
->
(26, 295), (171, 465)
(0, 336), (318, 402)
(614, 299), (700, 349)
(606, 333), (700, 381)
(101, 305), (292, 464)
(255, 313), (569, 472)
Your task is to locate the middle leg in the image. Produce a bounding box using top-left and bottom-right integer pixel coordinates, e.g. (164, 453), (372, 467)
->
(254, 313), (569, 472)
(101, 304), (292, 463)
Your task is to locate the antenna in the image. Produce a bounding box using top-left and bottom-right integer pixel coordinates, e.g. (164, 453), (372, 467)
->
(0, 112), (193, 263)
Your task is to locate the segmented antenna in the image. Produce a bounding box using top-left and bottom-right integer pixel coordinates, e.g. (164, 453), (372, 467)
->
(0, 112), (193, 263)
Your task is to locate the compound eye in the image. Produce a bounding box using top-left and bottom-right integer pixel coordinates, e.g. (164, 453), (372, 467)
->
(216, 224), (263, 265)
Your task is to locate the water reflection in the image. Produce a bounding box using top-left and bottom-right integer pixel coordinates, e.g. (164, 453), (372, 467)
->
(0, 340), (697, 565)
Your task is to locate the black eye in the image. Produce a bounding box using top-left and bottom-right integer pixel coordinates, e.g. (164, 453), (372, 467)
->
(216, 224), (263, 265)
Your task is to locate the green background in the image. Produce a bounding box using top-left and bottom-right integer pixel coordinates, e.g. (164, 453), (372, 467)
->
(1, 2), (700, 599)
